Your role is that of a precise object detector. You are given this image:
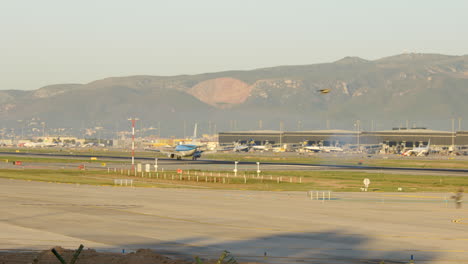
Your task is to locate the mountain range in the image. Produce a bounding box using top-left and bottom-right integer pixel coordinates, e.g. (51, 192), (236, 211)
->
(1, 53), (467, 137)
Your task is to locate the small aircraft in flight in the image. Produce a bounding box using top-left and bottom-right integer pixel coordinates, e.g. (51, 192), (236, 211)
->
(318, 89), (331, 94)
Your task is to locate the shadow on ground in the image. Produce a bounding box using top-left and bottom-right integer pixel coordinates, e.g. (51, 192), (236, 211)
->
(116, 230), (437, 264)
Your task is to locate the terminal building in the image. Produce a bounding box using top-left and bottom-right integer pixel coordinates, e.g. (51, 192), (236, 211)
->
(219, 128), (468, 148)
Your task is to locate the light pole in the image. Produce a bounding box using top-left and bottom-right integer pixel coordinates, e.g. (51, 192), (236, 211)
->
(41, 122), (46, 138)
(355, 120), (361, 152)
(95, 126), (103, 145)
(11, 128), (15, 144)
(451, 118), (455, 150)
(234, 161), (238, 177)
(209, 120), (212, 135)
(158, 121), (161, 138)
(279, 121), (284, 149)
(17, 120), (24, 140)
(256, 162), (261, 177)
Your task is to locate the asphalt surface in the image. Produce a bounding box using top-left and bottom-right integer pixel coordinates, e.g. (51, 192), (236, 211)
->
(1, 151), (468, 176)
(1, 178), (468, 264)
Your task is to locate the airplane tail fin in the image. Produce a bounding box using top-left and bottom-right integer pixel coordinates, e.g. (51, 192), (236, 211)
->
(193, 123), (198, 139)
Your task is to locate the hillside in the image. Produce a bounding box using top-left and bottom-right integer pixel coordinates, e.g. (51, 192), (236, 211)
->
(1, 53), (467, 137)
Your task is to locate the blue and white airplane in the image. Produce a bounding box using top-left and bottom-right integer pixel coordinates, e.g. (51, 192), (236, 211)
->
(166, 144), (202, 160)
(164, 124), (203, 160)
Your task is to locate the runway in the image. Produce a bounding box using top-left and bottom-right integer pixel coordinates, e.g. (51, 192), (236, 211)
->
(1, 151), (468, 177)
(1, 178), (468, 263)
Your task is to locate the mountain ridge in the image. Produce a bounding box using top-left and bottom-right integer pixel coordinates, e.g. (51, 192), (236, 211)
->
(1, 53), (467, 136)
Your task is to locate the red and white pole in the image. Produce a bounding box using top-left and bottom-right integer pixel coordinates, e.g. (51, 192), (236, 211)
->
(129, 118), (138, 171)
(132, 119), (135, 170)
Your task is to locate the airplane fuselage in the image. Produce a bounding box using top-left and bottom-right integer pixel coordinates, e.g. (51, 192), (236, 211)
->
(174, 145), (197, 156)
(168, 144), (201, 160)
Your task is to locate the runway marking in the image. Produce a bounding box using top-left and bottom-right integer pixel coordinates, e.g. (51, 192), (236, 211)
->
(112, 208), (285, 231)
(20, 203), (139, 209)
(383, 194), (443, 199)
(91, 205), (468, 238)
(245, 246), (468, 253)
(452, 218), (468, 225)
(6, 192), (468, 235)
(413, 249), (468, 253)
(0, 238), (84, 243)
(266, 164), (321, 168)
(374, 234), (468, 240)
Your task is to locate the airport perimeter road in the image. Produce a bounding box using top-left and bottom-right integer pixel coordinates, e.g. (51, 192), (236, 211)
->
(1, 179), (468, 263)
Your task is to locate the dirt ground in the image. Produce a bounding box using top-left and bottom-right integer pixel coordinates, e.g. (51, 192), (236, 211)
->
(0, 247), (257, 264)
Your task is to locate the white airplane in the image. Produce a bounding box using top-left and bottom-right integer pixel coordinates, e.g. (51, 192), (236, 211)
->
(229, 139), (253, 152)
(321, 146), (344, 153)
(23, 142), (57, 148)
(302, 145), (322, 152)
(233, 143), (250, 152)
(251, 145), (269, 151)
(302, 145), (343, 153)
(251, 141), (272, 152)
(402, 140), (430, 156)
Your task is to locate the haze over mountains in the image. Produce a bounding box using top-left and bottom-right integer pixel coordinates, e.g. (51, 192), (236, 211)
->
(1, 53), (468, 137)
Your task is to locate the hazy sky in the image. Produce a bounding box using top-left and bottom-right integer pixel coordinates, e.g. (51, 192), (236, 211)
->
(1, 0), (467, 90)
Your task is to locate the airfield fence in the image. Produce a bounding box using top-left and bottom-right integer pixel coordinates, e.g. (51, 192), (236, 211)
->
(106, 166), (303, 185)
(113, 179), (133, 186)
(308, 190), (332, 200)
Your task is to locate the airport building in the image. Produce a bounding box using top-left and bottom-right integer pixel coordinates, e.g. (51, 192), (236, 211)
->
(219, 128), (468, 148)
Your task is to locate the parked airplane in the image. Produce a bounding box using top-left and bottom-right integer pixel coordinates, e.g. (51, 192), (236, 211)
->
(251, 144), (270, 152)
(231, 139), (257, 152)
(302, 145), (322, 152)
(320, 146), (344, 153)
(302, 144), (344, 153)
(402, 140), (430, 156)
(23, 142), (57, 148)
(233, 144), (250, 152)
(251, 141), (272, 152)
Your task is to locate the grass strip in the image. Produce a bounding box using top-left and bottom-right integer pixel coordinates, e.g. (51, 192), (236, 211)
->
(0, 168), (466, 193)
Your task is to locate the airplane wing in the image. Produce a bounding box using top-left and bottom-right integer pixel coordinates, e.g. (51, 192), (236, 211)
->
(144, 148), (161, 152)
(160, 148), (176, 155)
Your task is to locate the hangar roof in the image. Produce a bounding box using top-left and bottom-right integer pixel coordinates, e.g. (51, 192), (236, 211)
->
(220, 130), (357, 134)
(220, 130), (282, 133)
(372, 129), (451, 134)
(288, 130), (356, 134)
